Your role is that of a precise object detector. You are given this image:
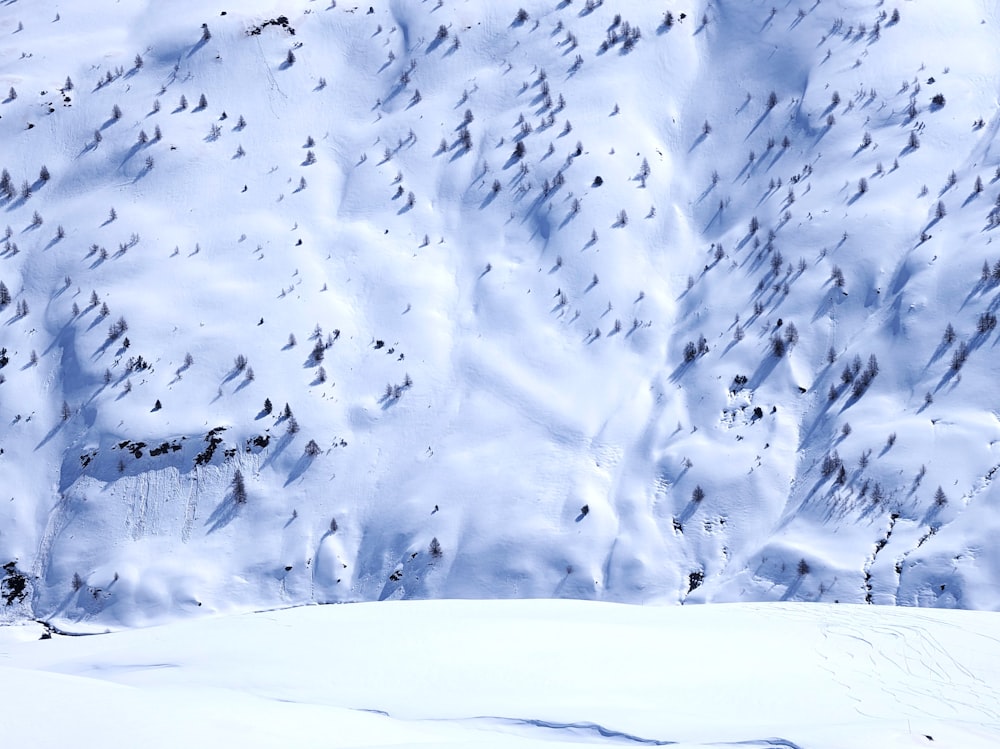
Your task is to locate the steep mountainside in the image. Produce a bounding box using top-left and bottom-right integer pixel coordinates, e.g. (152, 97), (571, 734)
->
(1, 0), (999, 628)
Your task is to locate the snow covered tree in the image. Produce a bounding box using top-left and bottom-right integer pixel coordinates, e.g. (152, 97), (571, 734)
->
(311, 340), (325, 363)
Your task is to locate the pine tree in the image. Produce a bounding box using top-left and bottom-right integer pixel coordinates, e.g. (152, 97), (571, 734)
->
(232, 469), (247, 504)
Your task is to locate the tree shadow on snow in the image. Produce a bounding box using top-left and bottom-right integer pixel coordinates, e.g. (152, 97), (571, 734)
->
(283, 453), (314, 487)
(204, 492), (240, 534)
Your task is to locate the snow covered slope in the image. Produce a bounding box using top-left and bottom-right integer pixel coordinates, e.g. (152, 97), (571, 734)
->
(3, 600), (999, 748)
(2, 0), (1000, 627)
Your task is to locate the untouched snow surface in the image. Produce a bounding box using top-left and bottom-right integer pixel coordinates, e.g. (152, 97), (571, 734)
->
(3, 600), (1000, 748)
(2, 0), (1000, 626)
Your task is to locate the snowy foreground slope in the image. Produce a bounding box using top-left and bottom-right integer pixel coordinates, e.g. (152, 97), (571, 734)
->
(2, 0), (1000, 626)
(3, 600), (1000, 748)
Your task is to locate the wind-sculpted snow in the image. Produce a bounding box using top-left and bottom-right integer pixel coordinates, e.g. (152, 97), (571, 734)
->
(1, 0), (999, 626)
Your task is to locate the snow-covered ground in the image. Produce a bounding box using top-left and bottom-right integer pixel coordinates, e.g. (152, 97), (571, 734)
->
(2, 599), (999, 748)
(2, 0), (1000, 628)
